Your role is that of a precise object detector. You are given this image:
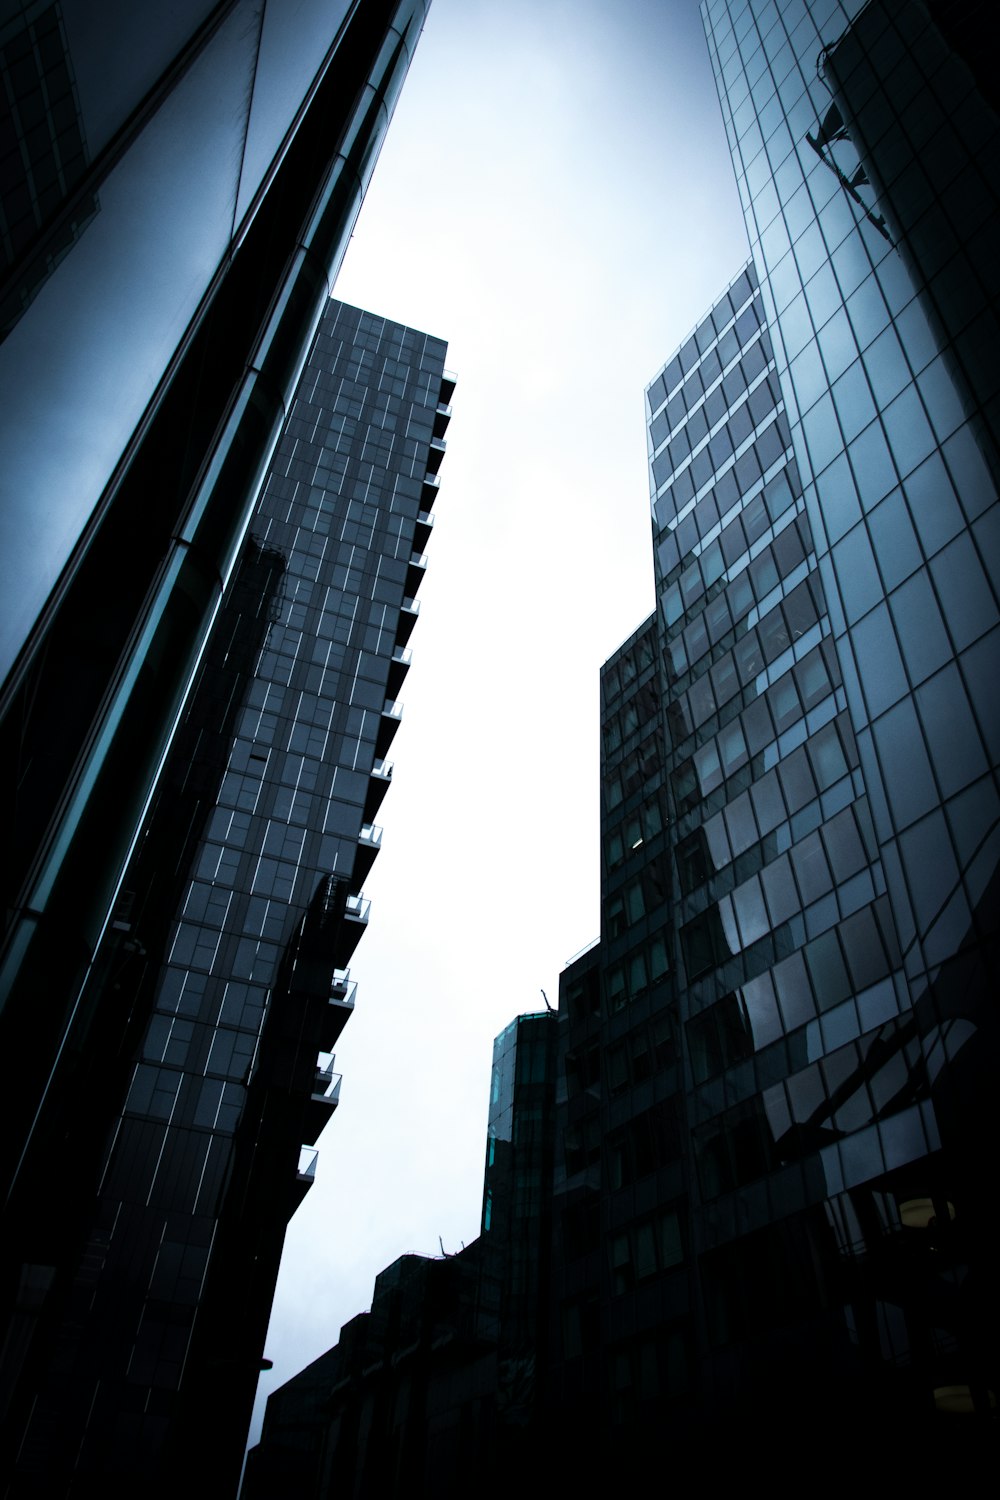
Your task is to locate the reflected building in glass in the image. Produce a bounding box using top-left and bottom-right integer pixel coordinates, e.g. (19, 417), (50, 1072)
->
(0, 295), (452, 1490)
(642, 259), (952, 1453)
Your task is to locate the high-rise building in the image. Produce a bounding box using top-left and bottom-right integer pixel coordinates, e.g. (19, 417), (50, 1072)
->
(546, 0), (1000, 1468)
(702, 0), (999, 1041)
(0, 298), (453, 1491)
(0, 0), (431, 1230)
(699, 0), (999, 1424)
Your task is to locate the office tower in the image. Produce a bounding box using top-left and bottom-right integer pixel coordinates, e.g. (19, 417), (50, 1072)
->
(244, 1009), (558, 1498)
(0, 0), (431, 1230)
(479, 1011), (558, 1433)
(0, 299), (453, 1492)
(546, 0), (1000, 1467)
(701, 0), (1000, 1003)
(700, 0), (999, 1423)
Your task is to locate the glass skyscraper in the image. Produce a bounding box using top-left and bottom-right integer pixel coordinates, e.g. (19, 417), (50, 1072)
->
(0, 299), (452, 1491)
(702, 0), (998, 1030)
(553, 0), (998, 1469)
(701, 0), (998, 1418)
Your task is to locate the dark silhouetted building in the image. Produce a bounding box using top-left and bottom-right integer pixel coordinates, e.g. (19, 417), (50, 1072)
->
(0, 298), (452, 1491)
(244, 1010), (558, 1500)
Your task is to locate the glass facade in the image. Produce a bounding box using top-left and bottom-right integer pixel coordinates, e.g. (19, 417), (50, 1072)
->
(699, 0), (999, 1427)
(0, 300), (452, 1491)
(702, 1), (999, 1021)
(646, 261), (948, 1439)
(547, 0), (999, 1456)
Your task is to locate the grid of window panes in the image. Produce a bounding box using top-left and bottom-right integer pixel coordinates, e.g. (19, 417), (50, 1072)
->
(702, 0), (1000, 1051)
(646, 263), (947, 1256)
(693, 0), (997, 1411)
(76, 302), (448, 1425)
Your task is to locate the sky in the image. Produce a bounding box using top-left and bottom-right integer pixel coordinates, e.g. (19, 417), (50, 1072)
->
(250, 0), (749, 1446)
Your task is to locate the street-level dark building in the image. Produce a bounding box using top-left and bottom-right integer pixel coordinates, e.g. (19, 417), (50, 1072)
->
(244, 1010), (558, 1500)
(0, 299), (452, 1492)
(0, 0), (431, 1257)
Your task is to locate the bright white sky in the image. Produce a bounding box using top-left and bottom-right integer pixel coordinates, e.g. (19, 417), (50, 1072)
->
(251, 0), (748, 1446)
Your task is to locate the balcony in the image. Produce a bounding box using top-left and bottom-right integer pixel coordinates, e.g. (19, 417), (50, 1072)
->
(313, 1057), (342, 1104)
(353, 822), (382, 887)
(405, 551), (427, 599)
(363, 759), (392, 823)
(304, 1054), (342, 1144)
(345, 892), (369, 925)
(414, 508), (435, 552)
(322, 969), (357, 1049)
(395, 595), (420, 648)
(433, 401), (452, 439)
(375, 699), (402, 759)
(440, 369), (457, 405)
(420, 471), (440, 508)
(331, 893), (369, 968)
(426, 436), (446, 476)
(386, 644), (411, 700)
(293, 1144), (319, 1205)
